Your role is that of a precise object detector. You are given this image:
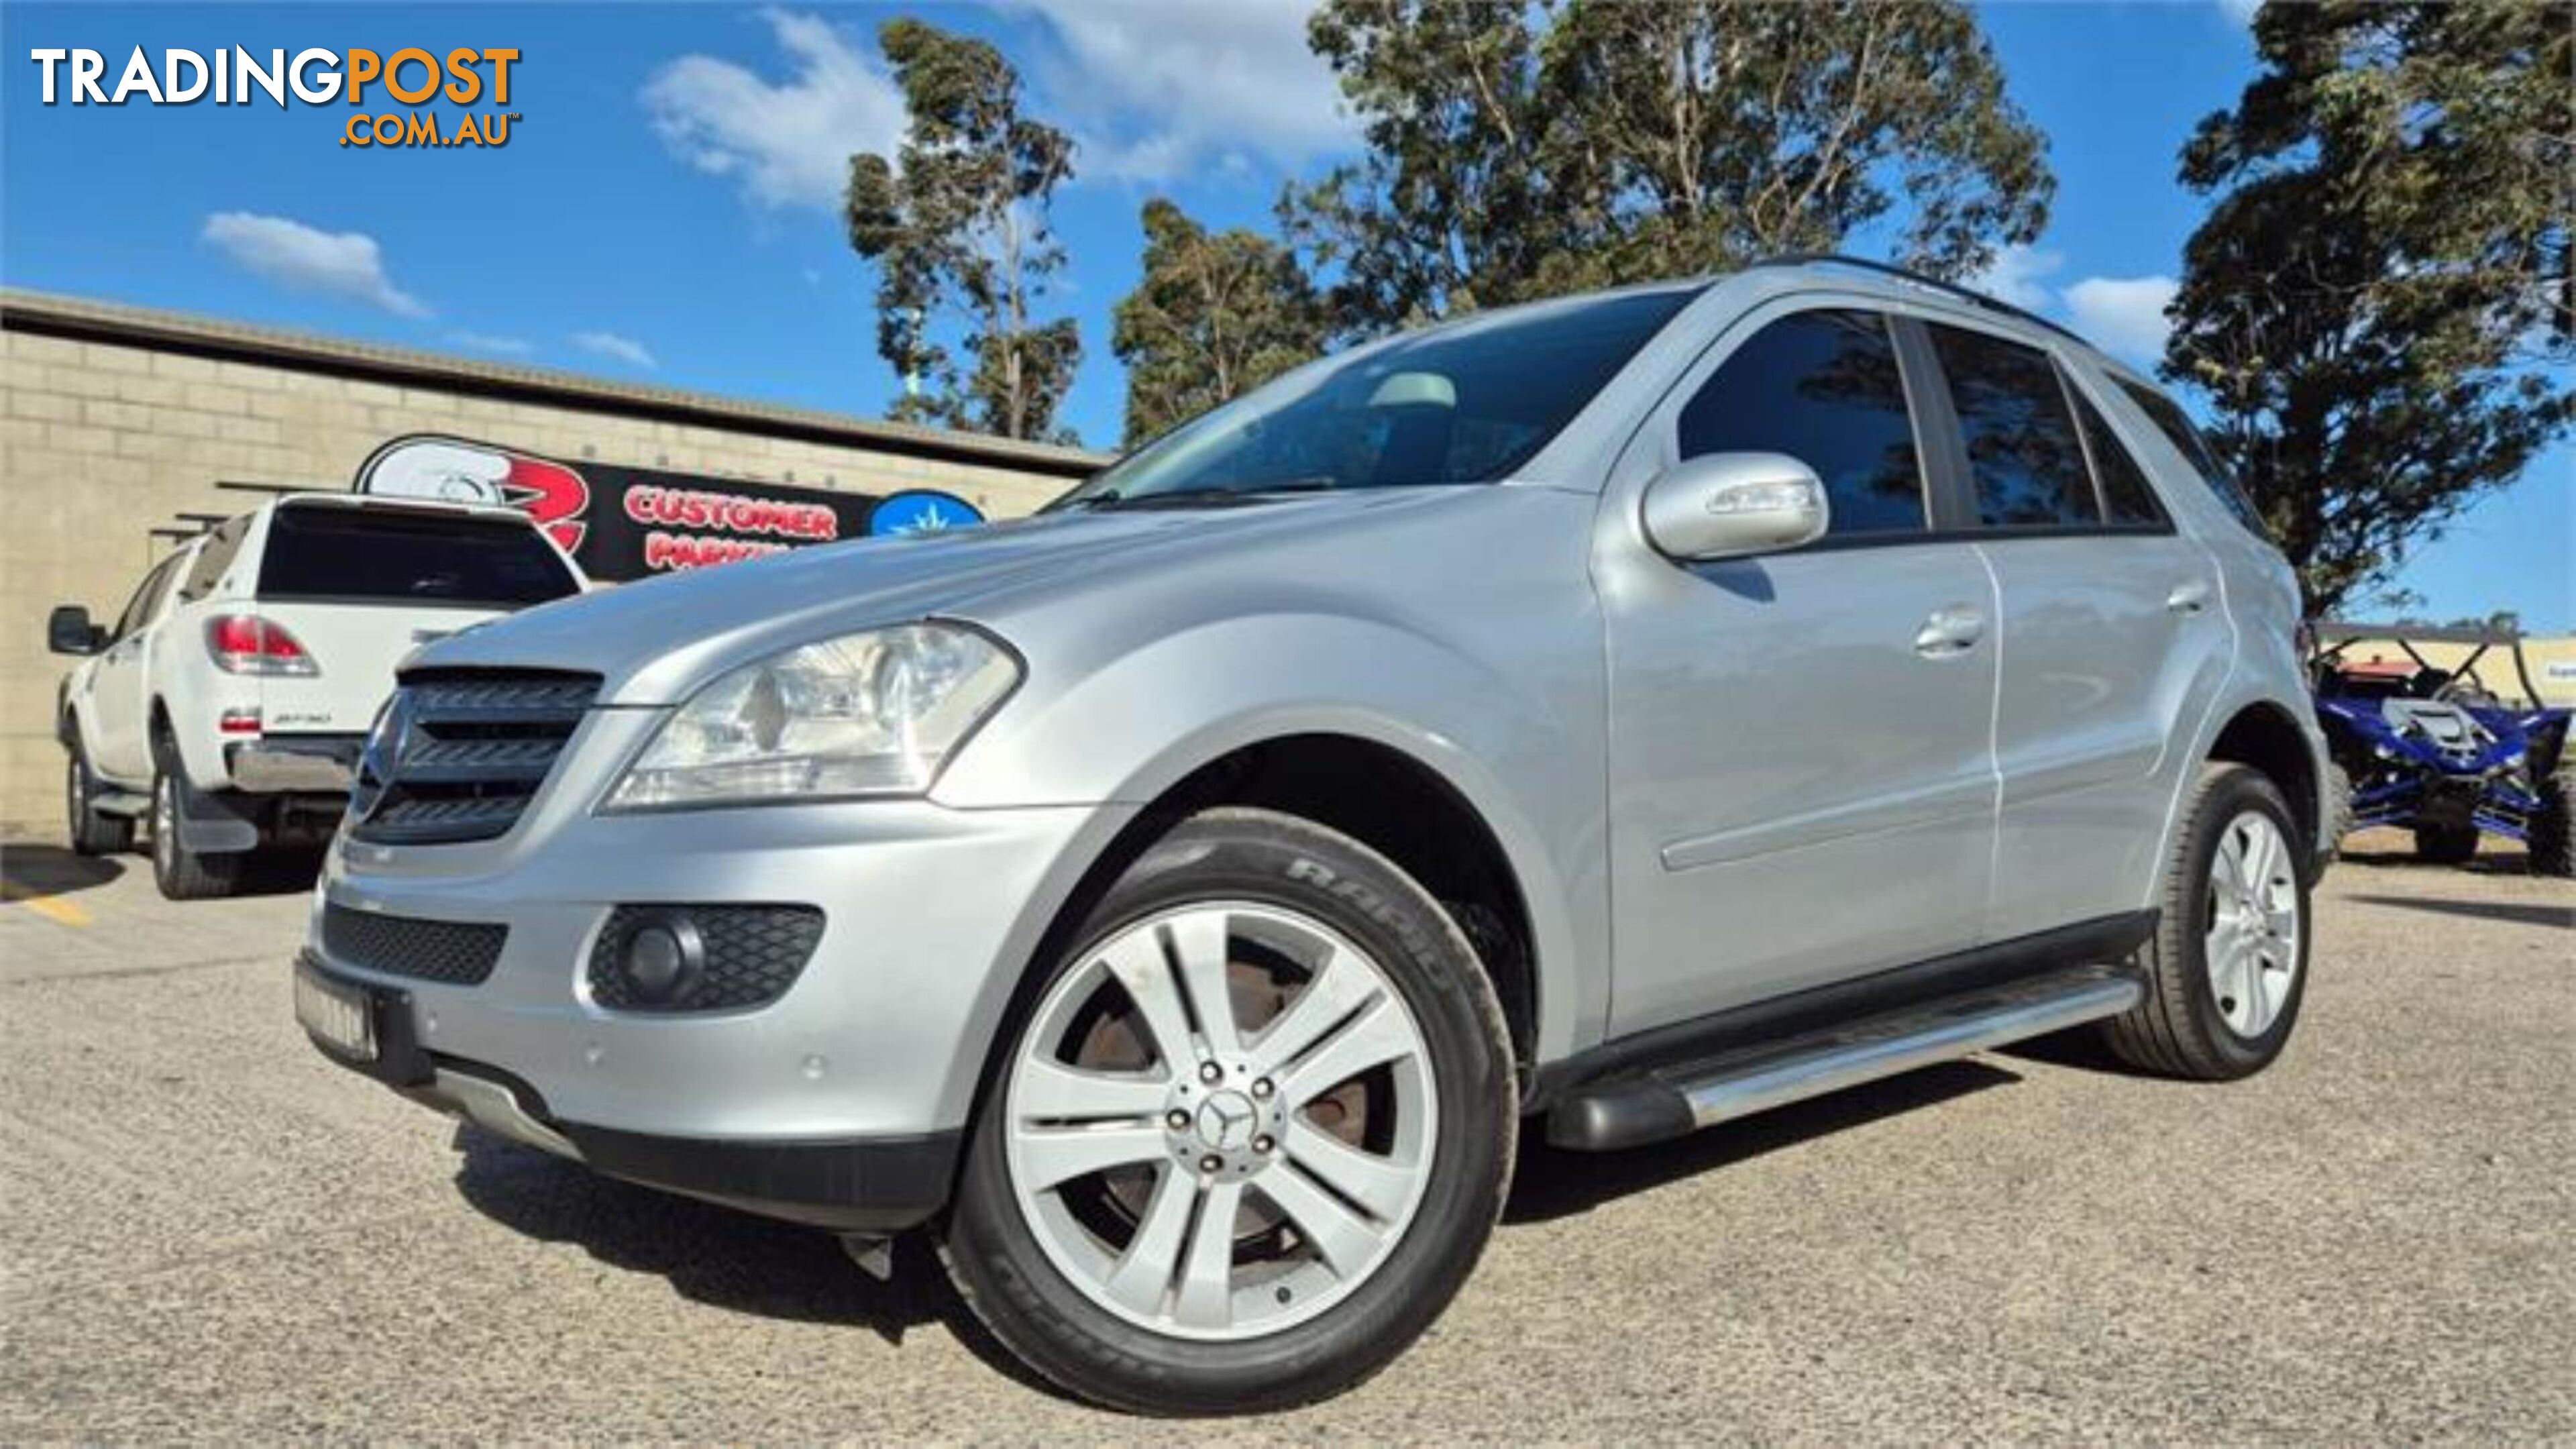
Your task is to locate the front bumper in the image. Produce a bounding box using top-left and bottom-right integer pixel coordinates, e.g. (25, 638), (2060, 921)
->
(299, 952), (959, 1230)
(301, 706), (1132, 1224)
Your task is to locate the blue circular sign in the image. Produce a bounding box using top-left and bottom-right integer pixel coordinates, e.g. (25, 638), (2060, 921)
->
(868, 489), (984, 537)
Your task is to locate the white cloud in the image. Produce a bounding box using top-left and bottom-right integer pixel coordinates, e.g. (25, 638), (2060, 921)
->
(1011, 0), (1354, 184)
(573, 331), (657, 369)
(641, 9), (905, 209)
(444, 330), (533, 356)
(200, 212), (427, 317)
(1968, 244), (2063, 311)
(2063, 275), (2180, 364)
(2217, 0), (2264, 25)
(1965, 245), (2176, 364)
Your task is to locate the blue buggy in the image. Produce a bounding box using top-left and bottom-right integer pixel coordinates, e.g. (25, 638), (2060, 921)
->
(2312, 622), (2573, 875)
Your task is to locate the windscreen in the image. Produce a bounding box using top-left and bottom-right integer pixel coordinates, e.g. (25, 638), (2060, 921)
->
(1055, 286), (1699, 507)
(258, 506), (580, 607)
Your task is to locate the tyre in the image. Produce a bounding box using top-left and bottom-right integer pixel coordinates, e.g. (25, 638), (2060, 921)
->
(940, 807), (1517, 1415)
(2529, 760), (2573, 878)
(149, 739), (241, 901)
(64, 739), (133, 856)
(2321, 760), (2353, 861)
(2102, 763), (2310, 1081)
(2412, 820), (2481, 865)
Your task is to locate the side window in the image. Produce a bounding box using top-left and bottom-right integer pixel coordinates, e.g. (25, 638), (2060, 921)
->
(178, 517), (250, 604)
(2114, 378), (2269, 537)
(1678, 309), (1925, 537)
(2068, 387), (2168, 527)
(1925, 323), (2098, 529)
(112, 557), (178, 641)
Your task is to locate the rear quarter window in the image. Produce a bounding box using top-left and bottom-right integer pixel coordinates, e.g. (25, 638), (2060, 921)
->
(2114, 378), (2269, 538)
(257, 506), (579, 607)
(178, 515), (252, 603)
(2068, 388), (2169, 528)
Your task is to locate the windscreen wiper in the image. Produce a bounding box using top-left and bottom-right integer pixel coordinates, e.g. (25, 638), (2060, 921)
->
(1066, 479), (1340, 512)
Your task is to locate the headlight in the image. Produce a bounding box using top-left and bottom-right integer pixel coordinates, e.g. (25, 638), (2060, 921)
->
(602, 623), (1018, 810)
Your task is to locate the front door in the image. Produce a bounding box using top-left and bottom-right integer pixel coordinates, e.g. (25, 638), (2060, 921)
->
(1597, 305), (2000, 1036)
(91, 553), (181, 782)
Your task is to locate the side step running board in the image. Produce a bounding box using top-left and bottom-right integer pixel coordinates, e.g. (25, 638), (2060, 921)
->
(91, 789), (149, 819)
(1548, 965), (2143, 1152)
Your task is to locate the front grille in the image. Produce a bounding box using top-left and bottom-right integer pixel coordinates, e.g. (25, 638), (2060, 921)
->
(348, 670), (600, 847)
(586, 905), (826, 1013)
(321, 903), (506, 985)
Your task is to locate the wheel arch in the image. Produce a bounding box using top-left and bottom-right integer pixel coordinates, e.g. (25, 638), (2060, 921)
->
(2206, 698), (2324, 865)
(1128, 732), (1545, 1081)
(946, 722), (1574, 1171)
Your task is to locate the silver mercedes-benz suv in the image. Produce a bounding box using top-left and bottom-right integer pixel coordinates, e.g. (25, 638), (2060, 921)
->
(297, 258), (2328, 1414)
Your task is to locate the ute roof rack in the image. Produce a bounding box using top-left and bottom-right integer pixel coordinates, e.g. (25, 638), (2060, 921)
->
(1748, 253), (2093, 350)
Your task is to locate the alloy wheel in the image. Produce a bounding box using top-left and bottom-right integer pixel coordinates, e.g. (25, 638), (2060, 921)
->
(1003, 902), (1438, 1341)
(2204, 810), (2300, 1038)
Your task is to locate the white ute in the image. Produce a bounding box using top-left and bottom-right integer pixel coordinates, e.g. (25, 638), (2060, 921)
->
(49, 493), (585, 898)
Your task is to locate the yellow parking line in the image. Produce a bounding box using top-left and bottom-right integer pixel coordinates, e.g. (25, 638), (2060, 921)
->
(21, 895), (90, 927)
(1, 882), (92, 927)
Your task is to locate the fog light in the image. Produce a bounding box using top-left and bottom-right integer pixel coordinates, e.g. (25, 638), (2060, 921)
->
(619, 914), (703, 1006)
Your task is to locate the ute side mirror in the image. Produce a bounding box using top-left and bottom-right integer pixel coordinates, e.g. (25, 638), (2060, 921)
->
(46, 605), (105, 656)
(1640, 452), (1831, 561)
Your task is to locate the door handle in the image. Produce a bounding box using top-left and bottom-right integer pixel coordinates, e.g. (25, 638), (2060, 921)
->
(1914, 604), (1986, 658)
(2167, 580), (2213, 614)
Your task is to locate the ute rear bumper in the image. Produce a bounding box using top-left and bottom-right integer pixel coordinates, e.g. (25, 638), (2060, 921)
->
(226, 733), (362, 793)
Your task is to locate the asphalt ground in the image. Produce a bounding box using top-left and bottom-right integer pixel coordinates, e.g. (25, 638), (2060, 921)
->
(1, 830), (2568, 1442)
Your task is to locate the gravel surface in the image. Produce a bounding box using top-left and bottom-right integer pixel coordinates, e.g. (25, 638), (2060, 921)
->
(1, 831), (2567, 1442)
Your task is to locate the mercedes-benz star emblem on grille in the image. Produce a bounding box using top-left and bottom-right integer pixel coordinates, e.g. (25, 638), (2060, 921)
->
(350, 690), (414, 824)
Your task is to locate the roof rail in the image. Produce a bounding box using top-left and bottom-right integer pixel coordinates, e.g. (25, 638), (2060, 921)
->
(1748, 253), (2092, 347)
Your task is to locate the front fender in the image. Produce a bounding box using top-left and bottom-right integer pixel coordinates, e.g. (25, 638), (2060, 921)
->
(934, 608), (1611, 1067)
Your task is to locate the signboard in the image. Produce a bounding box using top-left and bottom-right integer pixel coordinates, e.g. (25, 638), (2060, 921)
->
(352, 433), (982, 582)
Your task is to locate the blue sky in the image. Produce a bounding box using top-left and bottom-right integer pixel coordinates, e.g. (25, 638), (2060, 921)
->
(5, 2), (2567, 627)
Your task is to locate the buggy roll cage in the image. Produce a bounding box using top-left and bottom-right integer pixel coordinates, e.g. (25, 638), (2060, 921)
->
(2312, 620), (2546, 709)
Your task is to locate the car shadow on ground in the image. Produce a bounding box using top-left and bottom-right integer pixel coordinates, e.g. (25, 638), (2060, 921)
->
(0, 843), (125, 899)
(1, 840), (326, 902)
(445, 1126), (1062, 1397)
(2345, 893), (2574, 929)
(446, 1057), (2025, 1373)
(226, 845), (330, 898)
(2334, 837), (2539, 877)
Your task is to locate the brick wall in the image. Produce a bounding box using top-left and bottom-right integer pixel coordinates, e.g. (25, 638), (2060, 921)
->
(0, 294), (1102, 839)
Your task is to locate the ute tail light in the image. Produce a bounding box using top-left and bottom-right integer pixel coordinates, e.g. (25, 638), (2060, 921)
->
(206, 614), (318, 676)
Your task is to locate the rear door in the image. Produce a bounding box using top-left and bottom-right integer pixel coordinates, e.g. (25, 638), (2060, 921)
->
(1913, 321), (2232, 939)
(1598, 303), (2001, 1033)
(248, 502), (584, 737)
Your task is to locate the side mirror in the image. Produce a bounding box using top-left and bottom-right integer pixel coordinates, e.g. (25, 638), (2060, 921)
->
(46, 605), (104, 656)
(1640, 452), (1831, 561)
